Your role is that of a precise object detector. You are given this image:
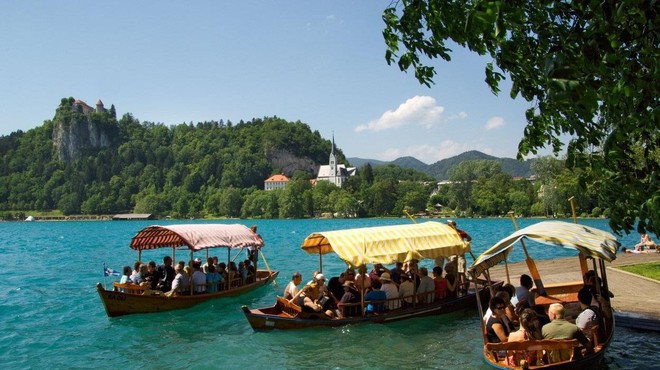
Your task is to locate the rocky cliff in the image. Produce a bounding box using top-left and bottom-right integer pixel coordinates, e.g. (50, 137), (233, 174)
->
(52, 98), (118, 163)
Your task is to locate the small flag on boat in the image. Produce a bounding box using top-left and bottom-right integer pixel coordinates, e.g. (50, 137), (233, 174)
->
(104, 265), (121, 276)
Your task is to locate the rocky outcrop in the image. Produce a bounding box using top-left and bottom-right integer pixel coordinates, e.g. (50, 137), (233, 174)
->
(266, 148), (318, 176)
(52, 99), (117, 163)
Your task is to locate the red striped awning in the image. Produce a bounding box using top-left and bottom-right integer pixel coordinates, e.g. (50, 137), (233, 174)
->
(129, 224), (264, 251)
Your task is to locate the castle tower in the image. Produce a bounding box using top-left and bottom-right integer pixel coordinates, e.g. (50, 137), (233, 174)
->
(96, 99), (105, 113)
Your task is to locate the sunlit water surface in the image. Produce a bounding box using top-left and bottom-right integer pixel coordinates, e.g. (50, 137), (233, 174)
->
(0, 218), (656, 369)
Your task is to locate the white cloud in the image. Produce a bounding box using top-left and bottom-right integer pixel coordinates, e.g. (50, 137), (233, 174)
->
(485, 116), (505, 130)
(446, 112), (468, 122)
(355, 95), (445, 132)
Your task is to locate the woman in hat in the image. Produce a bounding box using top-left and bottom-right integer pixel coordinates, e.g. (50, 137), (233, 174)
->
(379, 272), (399, 310)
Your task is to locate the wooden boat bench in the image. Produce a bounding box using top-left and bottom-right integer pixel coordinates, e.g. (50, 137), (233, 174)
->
(486, 339), (580, 366)
(276, 297), (302, 317)
(113, 282), (148, 294)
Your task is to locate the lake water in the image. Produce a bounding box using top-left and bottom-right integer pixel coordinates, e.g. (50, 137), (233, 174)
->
(0, 218), (657, 369)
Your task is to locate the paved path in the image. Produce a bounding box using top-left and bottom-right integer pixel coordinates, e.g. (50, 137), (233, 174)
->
(484, 251), (660, 323)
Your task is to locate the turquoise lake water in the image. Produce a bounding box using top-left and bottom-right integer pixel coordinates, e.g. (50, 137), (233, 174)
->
(0, 218), (657, 369)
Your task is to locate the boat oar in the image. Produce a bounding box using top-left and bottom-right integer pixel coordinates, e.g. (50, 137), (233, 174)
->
(569, 196), (589, 276)
(508, 212), (546, 296)
(259, 249), (278, 288)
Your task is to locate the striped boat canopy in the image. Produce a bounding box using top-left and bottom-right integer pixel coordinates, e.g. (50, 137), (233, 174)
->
(469, 221), (620, 276)
(300, 221), (468, 267)
(130, 224), (264, 251)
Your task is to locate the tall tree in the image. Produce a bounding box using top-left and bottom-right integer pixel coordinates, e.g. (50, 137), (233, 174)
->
(383, 0), (659, 234)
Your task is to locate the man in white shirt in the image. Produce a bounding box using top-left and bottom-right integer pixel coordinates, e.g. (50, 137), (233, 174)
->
(284, 272), (302, 300)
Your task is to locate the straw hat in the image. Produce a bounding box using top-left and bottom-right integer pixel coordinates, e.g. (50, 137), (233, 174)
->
(380, 272), (392, 282)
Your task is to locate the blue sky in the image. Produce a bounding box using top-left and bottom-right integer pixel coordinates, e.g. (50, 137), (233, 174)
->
(1, 1), (544, 164)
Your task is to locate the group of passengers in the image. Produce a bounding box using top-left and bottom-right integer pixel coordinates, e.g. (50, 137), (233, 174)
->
(118, 255), (257, 297)
(282, 257), (464, 319)
(485, 273), (606, 366)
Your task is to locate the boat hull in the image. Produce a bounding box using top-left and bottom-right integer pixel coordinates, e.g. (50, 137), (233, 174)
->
(242, 282), (494, 330)
(97, 270), (278, 317)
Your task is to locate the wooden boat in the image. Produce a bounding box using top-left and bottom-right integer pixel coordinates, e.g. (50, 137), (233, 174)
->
(468, 220), (620, 369)
(242, 221), (496, 330)
(97, 224), (279, 317)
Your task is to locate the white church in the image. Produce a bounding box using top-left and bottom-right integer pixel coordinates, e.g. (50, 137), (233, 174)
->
(315, 135), (357, 188)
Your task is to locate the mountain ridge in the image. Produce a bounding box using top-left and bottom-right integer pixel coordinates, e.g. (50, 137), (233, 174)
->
(348, 150), (535, 180)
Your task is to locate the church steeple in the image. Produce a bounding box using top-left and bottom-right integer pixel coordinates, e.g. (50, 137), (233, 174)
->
(329, 132), (337, 178)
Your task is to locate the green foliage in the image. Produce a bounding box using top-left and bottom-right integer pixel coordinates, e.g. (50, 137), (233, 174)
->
(383, 0), (659, 234)
(0, 98), (604, 220)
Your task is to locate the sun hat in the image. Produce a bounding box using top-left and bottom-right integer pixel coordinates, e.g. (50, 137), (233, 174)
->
(380, 272), (392, 282)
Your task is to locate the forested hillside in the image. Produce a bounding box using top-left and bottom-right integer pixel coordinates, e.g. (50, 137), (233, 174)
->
(349, 151), (534, 180)
(0, 98), (606, 220)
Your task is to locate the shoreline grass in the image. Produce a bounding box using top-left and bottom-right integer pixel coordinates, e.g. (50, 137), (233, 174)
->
(616, 261), (660, 281)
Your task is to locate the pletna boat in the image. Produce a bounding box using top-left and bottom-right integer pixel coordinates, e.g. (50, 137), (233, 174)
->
(242, 221), (495, 330)
(97, 223), (279, 317)
(468, 220), (619, 369)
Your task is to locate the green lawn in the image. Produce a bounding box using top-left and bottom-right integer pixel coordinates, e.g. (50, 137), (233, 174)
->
(618, 262), (660, 281)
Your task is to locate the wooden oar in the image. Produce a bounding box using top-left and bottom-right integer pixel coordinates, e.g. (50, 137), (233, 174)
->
(508, 212), (546, 296)
(569, 196), (589, 276)
(259, 249), (278, 288)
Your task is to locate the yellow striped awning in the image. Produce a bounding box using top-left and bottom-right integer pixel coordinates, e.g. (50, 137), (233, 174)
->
(469, 221), (620, 276)
(300, 221), (468, 267)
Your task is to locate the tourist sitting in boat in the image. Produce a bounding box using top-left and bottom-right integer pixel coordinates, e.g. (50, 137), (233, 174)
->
(191, 260), (207, 294)
(117, 266), (133, 292)
(130, 263), (147, 285)
(364, 279), (387, 314)
(238, 261), (248, 285)
(206, 265), (223, 293)
(369, 263), (388, 283)
(327, 269), (352, 304)
(314, 274), (340, 314)
(584, 270), (614, 305)
(405, 259), (420, 287)
(295, 283), (326, 315)
(355, 265), (372, 293)
(120, 266), (132, 285)
(486, 296), (510, 343)
(217, 262), (228, 283)
(389, 262), (404, 284)
(511, 274), (536, 307)
(432, 266), (447, 300)
(227, 261), (238, 287)
(444, 263), (458, 298)
(506, 308), (543, 367)
(417, 267), (435, 303)
(576, 287), (602, 344)
(484, 290), (515, 335)
(202, 257), (213, 274)
(378, 272), (399, 309)
(144, 261), (162, 290)
(338, 280), (361, 317)
(501, 283), (518, 323)
(157, 256), (175, 292)
(166, 264), (186, 297)
(245, 259), (256, 283)
(542, 303), (592, 361)
(284, 272), (302, 300)
(398, 273), (415, 308)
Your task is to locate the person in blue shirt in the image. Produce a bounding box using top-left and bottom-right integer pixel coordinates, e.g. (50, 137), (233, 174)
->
(365, 279), (387, 314)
